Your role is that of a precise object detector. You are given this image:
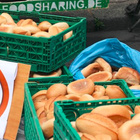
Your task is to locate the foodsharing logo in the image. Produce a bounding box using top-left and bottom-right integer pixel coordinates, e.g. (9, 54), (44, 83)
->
(0, 70), (9, 117)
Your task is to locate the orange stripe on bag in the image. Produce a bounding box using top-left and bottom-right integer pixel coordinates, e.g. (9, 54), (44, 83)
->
(0, 70), (9, 116)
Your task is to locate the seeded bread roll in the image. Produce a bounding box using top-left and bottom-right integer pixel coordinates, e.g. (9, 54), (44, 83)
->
(67, 79), (95, 96)
(114, 67), (140, 85)
(105, 85), (127, 99)
(87, 71), (112, 82)
(76, 113), (118, 140)
(81, 62), (103, 78)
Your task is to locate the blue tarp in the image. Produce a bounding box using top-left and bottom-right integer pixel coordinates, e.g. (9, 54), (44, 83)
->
(69, 38), (140, 97)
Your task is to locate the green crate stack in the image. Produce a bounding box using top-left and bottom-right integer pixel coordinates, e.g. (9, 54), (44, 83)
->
(0, 10), (86, 73)
(54, 98), (140, 140)
(24, 79), (134, 140)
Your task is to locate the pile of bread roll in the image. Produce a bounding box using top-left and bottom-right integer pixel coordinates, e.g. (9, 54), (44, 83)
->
(0, 12), (73, 40)
(30, 68), (62, 78)
(81, 57), (140, 90)
(31, 77), (129, 139)
(73, 104), (140, 140)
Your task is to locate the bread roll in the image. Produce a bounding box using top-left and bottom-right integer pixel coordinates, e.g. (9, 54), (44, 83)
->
(91, 105), (131, 128)
(36, 106), (46, 119)
(65, 94), (80, 101)
(134, 106), (140, 114)
(114, 67), (140, 85)
(81, 133), (96, 140)
(130, 134), (140, 140)
(48, 25), (63, 36)
(81, 62), (103, 78)
(44, 96), (68, 114)
(34, 100), (46, 110)
(87, 71), (112, 82)
(76, 113), (118, 140)
(39, 117), (47, 126)
(67, 79), (95, 96)
(46, 83), (67, 99)
(19, 19), (37, 27)
(17, 19), (24, 26)
(94, 58), (112, 73)
(13, 26), (31, 35)
(129, 85), (140, 90)
(105, 85), (127, 99)
(118, 120), (140, 140)
(132, 113), (140, 120)
(112, 71), (117, 79)
(70, 121), (79, 132)
(32, 68), (62, 78)
(32, 90), (47, 102)
(23, 24), (41, 34)
(53, 22), (69, 30)
(95, 134), (112, 140)
(63, 31), (73, 41)
(1, 13), (15, 24)
(38, 21), (52, 31)
(95, 95), (109, 100)
(32, 31), (52, 38)
(0, 26), (13, 33)
(0, 15), (7, 25)
(79, 94), (95, 101)
(46, 111), (54, 120)
(41, 118), (55, 138)
(92, 85), (106, 98)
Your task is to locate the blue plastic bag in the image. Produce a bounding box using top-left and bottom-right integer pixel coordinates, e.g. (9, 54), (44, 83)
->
(69, 38), (140, 97)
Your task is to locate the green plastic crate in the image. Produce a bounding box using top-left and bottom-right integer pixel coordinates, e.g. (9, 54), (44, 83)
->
(24, 79), (134, 140)
(54, 97), (140, 140)
(28, 65), (73, 83)
(0, 10), (86, 73)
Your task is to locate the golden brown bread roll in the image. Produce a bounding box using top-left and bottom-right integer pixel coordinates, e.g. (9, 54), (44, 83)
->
(105, 85), (127, 99)
(0, 15), (7, 25)
(53, 22), (69, 30)
(32, 68), (62, 78)
(134, 106), (140, 114)
(46, 111), (54, 120)
(94, 57), (112, 73)
(95, 95), (110, 100)
(63, 31), (73, 41)
(13, 26), (31, 35)
(87, 71), (112, 82)
(46, 83), (67, 99)
(95, 134), (112, 140)
(132, 113), (140, 120)
(91, 105), (131, 128)
(118, 120), (140, 140)
(38, 21), (52, 31)
(36, 106), (46, 119)
(112, 71), (117, 80)
(41, 118), (55, 138)
(38, 117), (47, 126)
(79, 94), (95, 101)
(67, 79), (95, 96)
(1, 12), (15, 24)
(114, 67), (140, 85)
(81, 62), (103, 78)
(129, 85), (140, 90)
(76, 113), (118, 140)
(32, 31), (52, 38)
(23, 24), (41, 34)
(34, 100), (46, 110)
(70, 121), (79, 132)
(81, 133), (96, 140)
(130, 134), (140, 140)
(92, 85), (106, 98)
(0, 26), (13, 33)
(44, 96), (68, 115)
(32, 90), (47, 102)
(18, 19), (37, 27)
(65, 94), (80, 101)
(48, 25), (63, 36)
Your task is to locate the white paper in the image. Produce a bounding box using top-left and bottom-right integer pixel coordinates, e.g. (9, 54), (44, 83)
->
(0, 60), (18, 139)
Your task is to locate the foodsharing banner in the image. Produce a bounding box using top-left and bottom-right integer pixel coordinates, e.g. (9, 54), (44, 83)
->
(69, 38), (140, 97)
